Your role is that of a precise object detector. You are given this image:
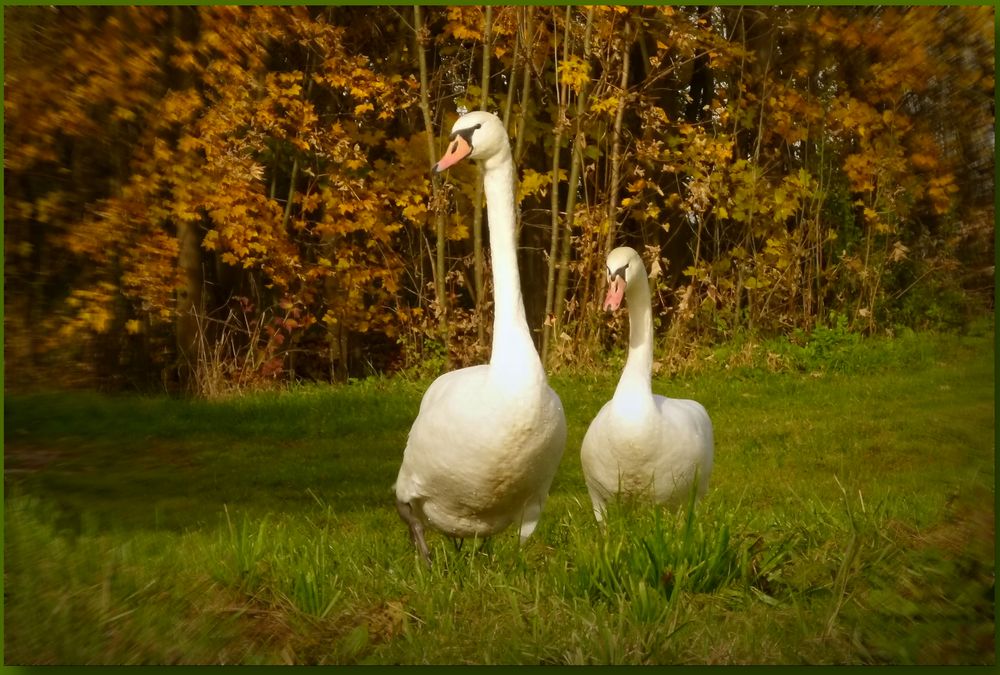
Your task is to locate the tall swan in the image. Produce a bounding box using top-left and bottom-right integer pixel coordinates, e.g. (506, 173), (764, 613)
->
(581, 246), (714, 521)
(394, 111), (567, 564)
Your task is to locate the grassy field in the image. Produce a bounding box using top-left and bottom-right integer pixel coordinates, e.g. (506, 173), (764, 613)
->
(4, 329), (995, 664)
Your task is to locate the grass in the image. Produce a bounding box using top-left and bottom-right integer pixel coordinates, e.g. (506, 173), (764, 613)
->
(4, 329), (995, 664)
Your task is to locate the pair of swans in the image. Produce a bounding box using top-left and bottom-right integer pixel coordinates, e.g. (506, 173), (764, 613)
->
(394, 112), (714, 564)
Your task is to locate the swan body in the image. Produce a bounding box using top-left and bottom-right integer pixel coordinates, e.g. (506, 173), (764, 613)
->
(394, 112), (566, 562)
(581, 246), (714, 521)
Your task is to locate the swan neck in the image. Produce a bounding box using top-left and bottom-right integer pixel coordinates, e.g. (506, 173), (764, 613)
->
(618, 274), (653, 393)
(482, 150), (539, 377)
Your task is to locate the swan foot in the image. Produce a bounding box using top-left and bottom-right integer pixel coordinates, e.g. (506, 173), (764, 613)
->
(395, 499), (431, 567)
(586, 484), (608, 524)
(452, 536), (492, 559)
(518, 499), (543, 545)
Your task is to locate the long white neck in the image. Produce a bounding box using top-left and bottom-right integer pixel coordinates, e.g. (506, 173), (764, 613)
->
(482, 150), (542, 381)
(615, 271), (654, 399)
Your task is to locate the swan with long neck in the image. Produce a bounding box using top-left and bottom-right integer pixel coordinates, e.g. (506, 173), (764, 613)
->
(394, 111), (567, 564)
(581, 246), (714, 521)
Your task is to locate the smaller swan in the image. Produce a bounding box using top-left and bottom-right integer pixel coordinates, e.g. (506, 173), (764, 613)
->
(581, 246), (714, 521)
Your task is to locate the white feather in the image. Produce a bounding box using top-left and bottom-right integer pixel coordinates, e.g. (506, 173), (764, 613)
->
(581, 246), (714, 520)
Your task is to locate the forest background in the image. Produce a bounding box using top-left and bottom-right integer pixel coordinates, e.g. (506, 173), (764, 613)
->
(4, 5), (994, 395)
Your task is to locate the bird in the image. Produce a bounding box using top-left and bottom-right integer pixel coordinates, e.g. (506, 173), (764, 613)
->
(394, 111), (567, 564)
(580, 246), (714, 521)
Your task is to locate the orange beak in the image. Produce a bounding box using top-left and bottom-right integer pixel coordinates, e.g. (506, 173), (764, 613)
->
(603, 276), (626, 311)
(433, 135), (473, 173)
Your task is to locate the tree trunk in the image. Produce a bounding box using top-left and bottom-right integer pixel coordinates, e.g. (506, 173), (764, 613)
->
(512, 6), (537, 240)
(170, 6), (204, 389)
(604, 19), (632, 259)
(541, 6), (573, 364)
(551, 6), (595, 359)
(472, 5), (492, 347)
(175, 218), (203, 378)
(414, 5), (449, 363)
(501, 6), (520, 132)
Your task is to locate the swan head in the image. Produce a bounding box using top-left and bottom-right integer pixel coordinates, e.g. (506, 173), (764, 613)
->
(433, 111), (510, 172)
(603, 246), (647, 311)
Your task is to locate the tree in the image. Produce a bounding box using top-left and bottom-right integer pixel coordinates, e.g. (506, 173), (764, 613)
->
(4, 6), (992, 392)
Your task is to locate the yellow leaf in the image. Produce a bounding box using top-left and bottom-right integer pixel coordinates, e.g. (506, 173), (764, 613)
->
(354, 102), (374, 115)
(91, 308), (111, 333)
(517, 169), (551, 201)
(590, 96), (620, 115)
(202, 230), (219, 251)
(112, 106), (136, 122)
(402, 202), (427, 221)
(910, 152), (937, 170)
(558, 56), (591, 93)
(178, 135), (201, 153)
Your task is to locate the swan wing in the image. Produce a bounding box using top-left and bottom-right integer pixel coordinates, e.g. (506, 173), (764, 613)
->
(650, 395), (714, 502)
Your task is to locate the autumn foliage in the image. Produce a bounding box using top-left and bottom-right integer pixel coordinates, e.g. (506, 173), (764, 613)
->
(4, 6), (994, 393)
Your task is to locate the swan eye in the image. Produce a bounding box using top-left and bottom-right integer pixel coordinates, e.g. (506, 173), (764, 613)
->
(451, 123), (483, 148)
(610, 264), (629, 280)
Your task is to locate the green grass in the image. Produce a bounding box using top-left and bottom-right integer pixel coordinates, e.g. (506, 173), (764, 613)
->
(4, 330), (995, 664)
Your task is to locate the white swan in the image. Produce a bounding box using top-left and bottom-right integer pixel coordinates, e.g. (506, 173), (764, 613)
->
(394, 111), (567, 563)
(581, 246), (714, 521)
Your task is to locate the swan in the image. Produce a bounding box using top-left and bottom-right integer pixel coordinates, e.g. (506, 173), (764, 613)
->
(580, 246), (714, 521)
(394, 111), (567, 564)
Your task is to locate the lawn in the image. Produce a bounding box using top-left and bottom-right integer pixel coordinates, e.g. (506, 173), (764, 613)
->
(3, 329), (995, 664)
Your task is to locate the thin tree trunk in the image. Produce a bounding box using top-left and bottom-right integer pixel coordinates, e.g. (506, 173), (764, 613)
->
(472, 5), (492, 347)
(541, 6), (573, 363)
(282, 57), (314, 233)
(414, 5), (449, 361)
(605, 19), (632, 258)
(511, 6), (536, 240)
(502, 6), (520, 132)
(552, 6), (595, 356)
(512, 7), (536, 169)
(176, 218), (203, 377)
(170, 6), (204, 389)
(568, 14), (632, 351)
(281, 159), (300, 232)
